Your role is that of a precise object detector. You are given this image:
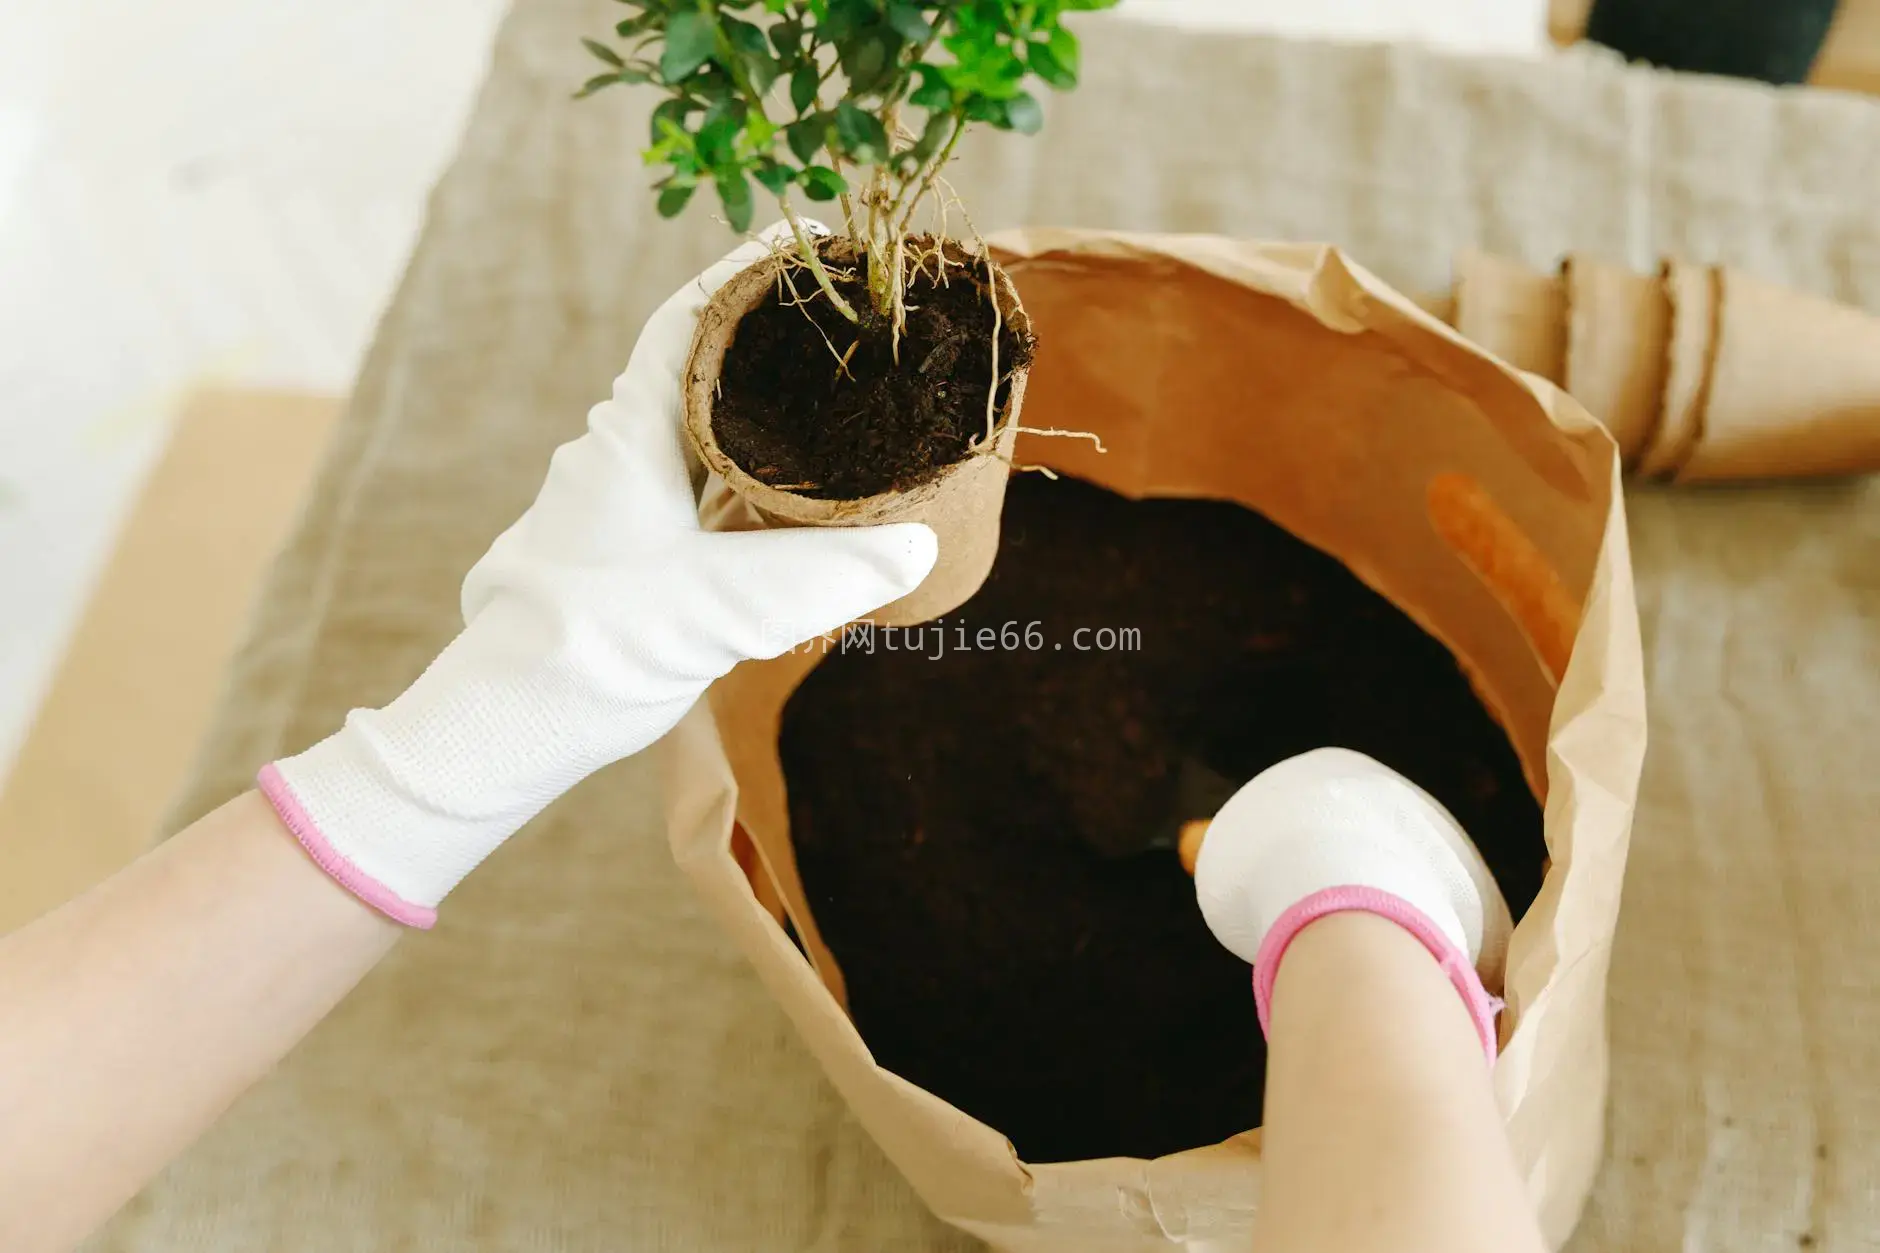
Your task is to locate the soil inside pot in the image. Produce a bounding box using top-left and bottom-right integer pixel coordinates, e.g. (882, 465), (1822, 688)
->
(712, 241), (1035, 499)
(780, 474), (1545, 1164)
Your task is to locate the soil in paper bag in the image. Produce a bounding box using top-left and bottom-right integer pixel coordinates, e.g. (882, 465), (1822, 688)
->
(781, 475), (1544, 1164)
(711, 244), (1035, 499)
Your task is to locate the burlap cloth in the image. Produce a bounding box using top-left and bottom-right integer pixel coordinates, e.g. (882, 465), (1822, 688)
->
(89, 4), (1880, 1249)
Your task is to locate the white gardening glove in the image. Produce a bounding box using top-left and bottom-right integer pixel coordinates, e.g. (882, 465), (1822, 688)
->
(258, 227), (936, 928)
(1193, 748), (1513, 1060)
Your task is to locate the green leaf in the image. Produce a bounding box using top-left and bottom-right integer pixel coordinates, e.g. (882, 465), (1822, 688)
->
(649, 97), (693, 145)
(616, 12), (658, 39)
(790, 63), (821, 114)
(696, 98), (745, 167)
(575, 72), (621, 99)
(799, 165), (848, 201)
(717, 171), (755, 232)
(886, 2), (933, 41)
(910, 63), (953, 109)
(1029, 27), (1078, 88)
(1061, 0), (1121, 8)
(723, 17), (769, 56)
(688, 68), (734, 104)
(910, 110), (954, 162)
(839, 30), (894, 94)
(582, 37), (625, 68)
(944, 28), (1026, 98)
(819, 0), (870, 42)
(957, 0), (1021, 37)
(661, 10), (718, 81)
(1047, 25), (1080, 66)
(770, 18), (803, 55)
(657, 181), (698, 218)
(1004, 90), (1044, 133)
(744, 50), (781, 93)
(752, 159), (796, 195)
(574, 66), (650, 98)
(833, 100), (889, 162)
(786, 115), (827, 163)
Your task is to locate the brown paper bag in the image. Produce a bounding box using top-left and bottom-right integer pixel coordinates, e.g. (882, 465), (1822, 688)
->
(664, 229), (1647, 1252)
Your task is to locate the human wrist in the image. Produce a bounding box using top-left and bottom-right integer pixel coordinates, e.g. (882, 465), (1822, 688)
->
(259, 598), (700, 927)
(1193, 748), (1513, 1054)
(1253, 886), (1503, 1062)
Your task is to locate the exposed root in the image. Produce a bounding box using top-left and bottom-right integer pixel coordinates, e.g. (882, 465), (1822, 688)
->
(963, 436), (1054, 478)
(889, 231), (908, 363)
(902, 232), (959, 293)
(775, 262), (857, 377)
(1015, 426), (1107, 454)
(773, 247), (859, 307)
(918, 195), (1008, 449)
(983, 251), (1003, 445)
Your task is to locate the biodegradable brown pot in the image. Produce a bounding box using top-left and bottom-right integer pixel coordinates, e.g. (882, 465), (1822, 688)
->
(1562, 254), (1669, 467)
(1453, 248), (1568, 382)
(664, 229), (1648, 1252)
(683, 236), (1031, 627)
(1676, 265), (1880, 482)
(1446, 250), (1880, 481)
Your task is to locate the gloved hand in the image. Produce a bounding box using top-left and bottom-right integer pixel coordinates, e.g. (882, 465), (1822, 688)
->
(1193, 748), (1513, 1060)
(258, 230), (936, 928)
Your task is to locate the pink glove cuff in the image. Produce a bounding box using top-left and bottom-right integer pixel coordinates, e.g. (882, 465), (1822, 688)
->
(1252, 885), (1502, 1063)
(258, 764), (439, 930)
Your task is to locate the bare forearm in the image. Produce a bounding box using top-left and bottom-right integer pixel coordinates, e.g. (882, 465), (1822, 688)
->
(0, 791), (400, 1252)
(0, 237), (944, 1252)
(1255, 912), (1544, 1253)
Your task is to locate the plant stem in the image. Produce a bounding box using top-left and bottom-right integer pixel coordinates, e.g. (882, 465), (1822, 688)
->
(878, 27), (942, 115)
(893, 115), (965, 238)
(783, 203), (860, 324)
(704, 26), (851, 323)
(858, 166), (895, 319)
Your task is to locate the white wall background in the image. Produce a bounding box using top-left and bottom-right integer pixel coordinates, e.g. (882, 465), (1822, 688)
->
(0, 0), (1549, 780)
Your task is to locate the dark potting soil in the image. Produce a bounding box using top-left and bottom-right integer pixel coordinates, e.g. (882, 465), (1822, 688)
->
(780, 474), (1546, 1164)
(711, 244), (1035, 500)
